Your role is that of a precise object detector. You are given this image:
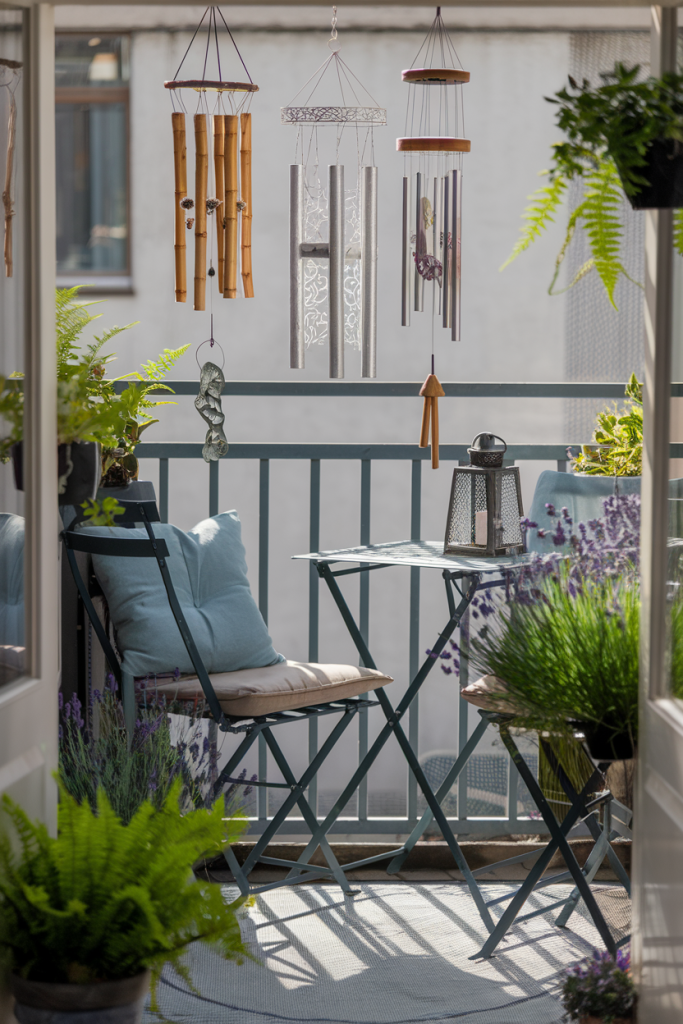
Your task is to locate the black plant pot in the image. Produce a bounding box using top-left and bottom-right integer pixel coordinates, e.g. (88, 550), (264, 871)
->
(619, 138), (683, 210)
(11, 970), (150, 1024)
(572, 721), (635, 763)
(11, 441), (101, 505)
(58, 442), (101, 506)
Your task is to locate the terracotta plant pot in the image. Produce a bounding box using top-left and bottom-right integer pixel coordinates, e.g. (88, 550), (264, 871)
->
(11, 970), (150, 1024)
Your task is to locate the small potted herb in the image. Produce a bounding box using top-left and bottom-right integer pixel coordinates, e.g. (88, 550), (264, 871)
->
(560, 949), (635, 1023)
(503, 63), (683, 308)
(570, 374), (642, 478)
(0, 782), (249, 1023)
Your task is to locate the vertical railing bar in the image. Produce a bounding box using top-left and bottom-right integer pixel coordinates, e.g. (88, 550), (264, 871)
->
(358, 459), (371, 821)
(458, 609), (470, 821)
(159, 458), (169, 524)
(408, 459), (421, 822)
(507, 754), (519, 823)
(209, 459), (219, 518)
(258, 458), (270, 822)
(308, 459), (321, 815)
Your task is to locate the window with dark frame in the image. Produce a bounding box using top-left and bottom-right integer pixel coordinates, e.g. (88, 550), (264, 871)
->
(55, 35), (130, 286)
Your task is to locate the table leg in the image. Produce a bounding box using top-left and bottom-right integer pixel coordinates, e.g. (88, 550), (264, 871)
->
(289, 564), (496, 931)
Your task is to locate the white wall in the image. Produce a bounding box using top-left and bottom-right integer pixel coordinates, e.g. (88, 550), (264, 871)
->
(56, 10), (577, 823)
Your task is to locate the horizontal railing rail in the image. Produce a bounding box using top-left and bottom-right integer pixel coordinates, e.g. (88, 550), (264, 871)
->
(124, 381), (654, 837)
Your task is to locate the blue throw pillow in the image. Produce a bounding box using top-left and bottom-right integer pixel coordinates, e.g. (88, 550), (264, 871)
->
(0, 513), (24, 648)
(89, 510), (283, 677)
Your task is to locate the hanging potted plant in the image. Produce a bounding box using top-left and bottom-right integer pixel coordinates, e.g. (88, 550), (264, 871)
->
(0, 781), (249, 1023)
(560, 949), (635, 1023)
(0, 287), (188, 504)
(502, 63), (683, 308)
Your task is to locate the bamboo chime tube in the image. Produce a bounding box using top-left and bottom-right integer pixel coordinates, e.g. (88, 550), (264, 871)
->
(240, 112), (254, 298)
(224, 114), (238, 299)
(171, 112), (187, 302)
(193, 114), (208, 311)
(213, 114), (226, 294)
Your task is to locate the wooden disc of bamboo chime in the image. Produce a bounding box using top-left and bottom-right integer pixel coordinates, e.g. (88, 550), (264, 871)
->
(165, 6), (258, 310)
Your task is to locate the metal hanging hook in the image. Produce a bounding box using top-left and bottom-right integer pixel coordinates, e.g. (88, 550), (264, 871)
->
(328, 5), (341, 52)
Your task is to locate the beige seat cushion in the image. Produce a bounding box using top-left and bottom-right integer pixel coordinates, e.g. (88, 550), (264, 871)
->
(460, 674), (521, 714)
(147, 660), (393, 717)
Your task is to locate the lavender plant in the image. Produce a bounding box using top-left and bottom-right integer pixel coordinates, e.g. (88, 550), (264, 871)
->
(561, 948), (635, 1022)
(59, 676), (221, 824)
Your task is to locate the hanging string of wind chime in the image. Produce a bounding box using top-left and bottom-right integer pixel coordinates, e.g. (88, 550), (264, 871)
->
(1, 57), (21, 278)
(282, 6), (386, 379)
(399, 8), (470, 468)
(165, 6), (258, 310)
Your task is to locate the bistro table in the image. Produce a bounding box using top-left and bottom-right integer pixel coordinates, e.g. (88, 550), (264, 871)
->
(291, 540), (526, 934)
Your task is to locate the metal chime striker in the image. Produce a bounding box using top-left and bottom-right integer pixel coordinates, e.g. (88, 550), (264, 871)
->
(283, 7), (386, 379)
(443, 434), (524, 557)
(166, 6), (258, 310)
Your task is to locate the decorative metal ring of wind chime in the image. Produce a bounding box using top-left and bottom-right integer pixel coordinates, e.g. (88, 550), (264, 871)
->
(399, 8), (470, 468)
(166, 5), (258, 309)
(283, 7), (386, 379)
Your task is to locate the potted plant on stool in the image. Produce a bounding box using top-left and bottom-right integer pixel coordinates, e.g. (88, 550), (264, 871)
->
(0, 782), (249, 1023)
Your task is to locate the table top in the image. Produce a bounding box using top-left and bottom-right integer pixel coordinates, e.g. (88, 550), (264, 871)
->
(293, 539), (529, 574)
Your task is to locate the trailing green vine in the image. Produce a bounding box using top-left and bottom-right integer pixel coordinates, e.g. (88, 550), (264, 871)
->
(503, 63), (683, 306)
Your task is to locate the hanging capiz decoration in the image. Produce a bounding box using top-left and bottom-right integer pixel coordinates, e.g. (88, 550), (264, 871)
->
(166, 6), (258, 309)
(283, 7), (385, 378)
(399, 7), (470, 342)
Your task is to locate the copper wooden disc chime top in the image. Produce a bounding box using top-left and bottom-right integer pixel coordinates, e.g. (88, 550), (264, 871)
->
(166, 6), (258, 309)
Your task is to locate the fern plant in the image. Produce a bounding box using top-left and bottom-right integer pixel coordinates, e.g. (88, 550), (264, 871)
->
(0, 782), (249, 1007)
(503, 63), (683, 308)
(0, 288), (189, 484)
(571, 373), (643, 476)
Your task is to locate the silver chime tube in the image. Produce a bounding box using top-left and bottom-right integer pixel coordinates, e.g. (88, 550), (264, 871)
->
(414, 170), (424, 312)
(451, 168), (462, 342)
(442, 174), (451, 329)
(401, 175), (410, 327)
(432, 176), (440, 316)
(361, 165), (378, 379)
(290, 164), (305, 368)
(328, 163), (345, 379)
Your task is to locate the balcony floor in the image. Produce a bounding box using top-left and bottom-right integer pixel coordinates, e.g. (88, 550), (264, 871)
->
(144, 881), (630, 1024)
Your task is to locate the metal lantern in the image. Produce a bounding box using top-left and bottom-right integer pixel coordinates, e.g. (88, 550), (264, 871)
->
(443, 433), (524, 557)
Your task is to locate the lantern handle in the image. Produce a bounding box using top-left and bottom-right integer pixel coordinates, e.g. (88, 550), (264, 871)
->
(470, 432), (507, 453)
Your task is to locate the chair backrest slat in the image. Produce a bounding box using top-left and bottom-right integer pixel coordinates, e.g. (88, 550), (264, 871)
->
(64, 533), (169, 558)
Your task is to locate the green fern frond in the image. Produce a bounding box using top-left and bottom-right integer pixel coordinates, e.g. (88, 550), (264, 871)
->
(500, 172), (567, 270)
(546, 197), (589, 294)
(139, 345), (191, 382)
(580, 159), (625, 309)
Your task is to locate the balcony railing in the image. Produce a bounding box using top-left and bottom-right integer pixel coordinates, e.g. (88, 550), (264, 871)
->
(120, 381), (661, 837)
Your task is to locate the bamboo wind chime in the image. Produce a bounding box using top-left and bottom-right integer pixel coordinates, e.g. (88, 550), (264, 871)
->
(166, 6), (258, 310)
(398, 8), (470, 467)
(1, 57), (21, 279)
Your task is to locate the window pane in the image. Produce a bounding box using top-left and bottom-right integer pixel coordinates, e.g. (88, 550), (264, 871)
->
(56, 102), (128, 273)
(56, 35), (129, 88)
(0, 10), (25, 686)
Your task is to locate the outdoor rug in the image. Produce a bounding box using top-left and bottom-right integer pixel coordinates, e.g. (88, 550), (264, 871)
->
(144, 882), (630, 1024)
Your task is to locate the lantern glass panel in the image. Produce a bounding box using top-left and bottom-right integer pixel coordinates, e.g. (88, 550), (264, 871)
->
(445, 471), (487, 548)
(500, 472), (524, 548)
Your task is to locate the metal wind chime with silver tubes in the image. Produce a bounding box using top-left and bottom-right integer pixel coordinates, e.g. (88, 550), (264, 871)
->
(283, 8), (385, 379)
(166, 6), (258, 309)
(399, 9), (470, 467)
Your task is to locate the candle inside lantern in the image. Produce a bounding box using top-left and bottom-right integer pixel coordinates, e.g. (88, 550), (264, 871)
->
(475, 509), (488, 546)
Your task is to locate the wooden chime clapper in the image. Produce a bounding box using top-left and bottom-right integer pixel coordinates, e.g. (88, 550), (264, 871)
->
(165, 6), (258, 310)
(419, 359), (445, 469)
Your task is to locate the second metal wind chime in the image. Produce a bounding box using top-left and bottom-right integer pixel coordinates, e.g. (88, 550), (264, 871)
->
(166, 6), (258, 309)
(283, 8), (385, 379)
(399, 8), (470, 467)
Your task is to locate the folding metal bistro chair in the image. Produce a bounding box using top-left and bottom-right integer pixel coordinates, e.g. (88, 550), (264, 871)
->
(62, 499), (393, 895)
